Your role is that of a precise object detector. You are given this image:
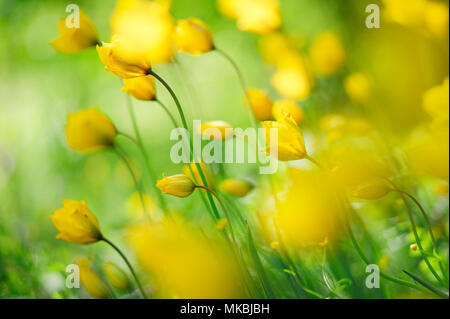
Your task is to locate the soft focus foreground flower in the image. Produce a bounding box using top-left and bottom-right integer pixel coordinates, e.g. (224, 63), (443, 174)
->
(351, 179), (392, 200)
(308, 32), (345, 76)
(77, 258), (110, 299)
(183, 162), (214, 187)
(271, 62), (312, 100)
(259, 33), (301, 66)
(219, 0), (281, 34)
(174, 18), (214, 55)
(424, 1), (449, 38)
(50, 200), (102, 244)
(246, 88), (273, 121)
(219, 178), (254, 197)
(320, 114), (372, 143)
(157, 174), (196, 198)
(423, 78), (449, 124)
(126, 192), (155, 220)
(50, 10), (99, 54)
(262, 112), (307, 161)
(122, 75), (156, 101)
(272, 100), (304, 124)
(344, 73), (372, 105)
(103, 261), (131, 291)
(111, 0), (174, 64)
(128, 218), (244, 298)
(65, 108), (117, 153)
(198, 121), (234, 140)
(275, 169), (342, 247)
(97, 39), (151, 78)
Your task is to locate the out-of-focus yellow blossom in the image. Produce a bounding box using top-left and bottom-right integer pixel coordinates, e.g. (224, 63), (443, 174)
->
(246, 88), (273, 121)
(128, 218), (244, 298)
(220, 0), (281, 34)
(423, 78), (449, 124)
(97, 39), (151, 79)
(122, 76), (156, 101)
(51, 200), (102, 245)
(424, 1), (449, 37)
(219, 178), (254, 197)
(157, 174), (196, 198)
(275, 169), (342, 247)
(198, 121), (234, 140)
(65, 108), (117, 153)
(262, 112), (307, 161)
(308, 32), (345, 76)
(103, 261), (131, 291)
(183, 162), (214, 187)
(174, 18), (214, 55)
(344, 73), (372, 104)
(50, 10), (99, 54)
(215, 218), (228, 230)
(111, 0), (174, 64)
(271, 65), (312, 100)
(410, 243), (418, 251)
(320, 114), (372, 142)
(259, 32), (302, 66)
(383, 0), (426, 29)
(405, 125), (449, 180)
(77, 258), (110, 299)
(270, 241), (279, 249)
(351, 179), (392, 200)
(435, 183), (449, 196)
(272, 100), (304, 124)
(126, 192), (155, 219)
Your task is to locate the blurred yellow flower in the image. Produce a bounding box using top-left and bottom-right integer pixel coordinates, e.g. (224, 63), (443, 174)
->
(275, 169), (342, 247)
(259, 33), (301, 66)
(270, 241), (279, 249)
(272, 100), (304, 124)
(128, 218), (244, 298)
(215, 218), (228, 230)
(351, 179), (392, 200)
(50, 10), (99, 54)
(217, 0), (239, 19)
(219, 178), (254, 197)
(174, 18), (214, 55)
(344, 73), (372, 104)
(65, 108), (117, 153)
(198, 121), (234, 140)
(50, 200), (102, 244)
(157, 174), (196, 198)
(246, 88), (273, 121)
(262, 112), (307, 161)
(271, 66), (312, 100)
(435, 183), (449, 196)
(424, 1), (449, 38)
(111, 0), (174, 64)
(383, 0), (426, 29)
(103, 261), (131, 291)
(122, 75), (156, 101)
(77, 258), (110, 299)
(423, 78), (449, 124)
(309, 31), (345, 76)
(126, 192), (155, 219)
(97, 39), (151, 79)
(183, 162), (214, 187)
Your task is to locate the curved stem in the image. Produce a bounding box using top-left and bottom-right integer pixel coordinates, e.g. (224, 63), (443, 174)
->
(305, 154), (324, 170)
(102, 238), (148, 299)
(155, 99), (179, 128)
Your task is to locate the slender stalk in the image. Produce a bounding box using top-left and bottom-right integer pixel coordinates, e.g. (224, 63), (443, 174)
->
(403, 270), (449, 299)
(102, 238), (148, 299)
(305, 154), (324, 170)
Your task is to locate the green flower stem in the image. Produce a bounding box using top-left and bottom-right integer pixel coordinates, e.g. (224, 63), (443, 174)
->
(402, 270), (449, 299)
(125, 94), (168, 212)
(155, 99), (179, 128)
(102, 237), (148, 299)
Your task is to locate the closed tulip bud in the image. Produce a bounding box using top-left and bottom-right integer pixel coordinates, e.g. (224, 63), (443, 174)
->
(262, 112), (307, 161)
(272, 100), (305, 124)
(309, 32), (346, 76)
(174, 18), (214, 55)
(97, 39), (151, 79)
(122, 76), (156, 101)
(103, 261), (131, 291)
(157, 174), (196, 198)
(198, 121), (234, 140)
(65, 108), (117, 153)
(77, 258), (110, 299)
(50, 200), (102, 244)
(351, 180), (392, 200)
(410, 243), (418, 251)
(50, 11), (99, 54)
(246, 88), (273, 121)
(220, 178), (254, 197)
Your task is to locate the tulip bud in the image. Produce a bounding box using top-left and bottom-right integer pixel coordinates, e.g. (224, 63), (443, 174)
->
(157, 174), (196, 198)
(122, 76), (156, 101)
(103, 261), (131, 291)
(272, 100), (304, 124)
(246, 88), (273, 121)
(77, 258), (110, 299)
(351, 180), (392, 200)
(174, 18), (214, 55)
(220, 178), (254, 197)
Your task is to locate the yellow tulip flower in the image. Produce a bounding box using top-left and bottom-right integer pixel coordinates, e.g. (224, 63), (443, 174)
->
(122, 75), (156, 101)
(259, 32), (300, 66)
(246, 88), (273, 121)
(271, 66), (312, 100)
(272, 100), (304, 124)
(235, 0), (281, 34)
(65, 108), (117, 153)
(97, 39), (152, 79)
(351, 179), (392, 200)
(198, 121), (234, 140)
(50, 200), (102, 244)
(50, 10), (99, 54)
(344, 73), (372, 104)
(174, 18), (214, 55)
(77, 258), (110, 299)
(262, 112), (307, 161)
(156, 174), (196, 198)
(103, 261), (131, 291)
(309, 31), (346, 76)
(219, 178), (254, 197)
